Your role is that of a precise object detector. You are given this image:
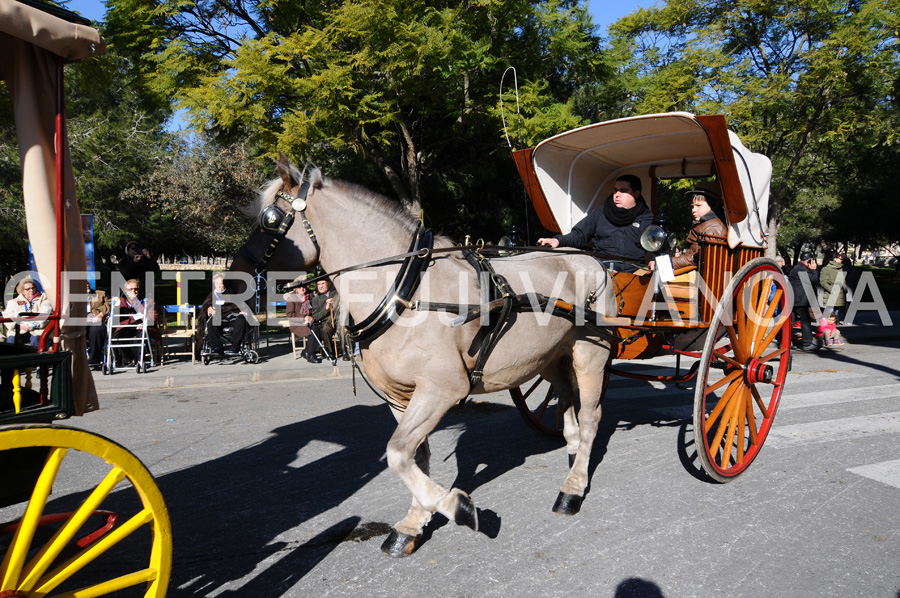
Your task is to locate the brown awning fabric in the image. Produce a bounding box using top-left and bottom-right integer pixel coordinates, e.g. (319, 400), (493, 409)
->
(1, 0), (107, 415)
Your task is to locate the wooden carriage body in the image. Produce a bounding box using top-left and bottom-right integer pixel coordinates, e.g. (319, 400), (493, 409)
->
(513, 112), (772, 356)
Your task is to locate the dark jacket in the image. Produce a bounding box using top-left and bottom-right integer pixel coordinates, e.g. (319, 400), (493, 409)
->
(671, 213), (728, 270)
(119, 253), (161, 282)
(200, 288), (246, 324)
(788, 261), (819, 308)
(310, 290), (339, 324)
(553, 197), (653, 263)
(819, 260), (847, 308)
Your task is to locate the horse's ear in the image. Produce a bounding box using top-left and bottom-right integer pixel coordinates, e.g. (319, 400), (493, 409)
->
(309, 167), (324, 190)
(277, 151), (297, 188)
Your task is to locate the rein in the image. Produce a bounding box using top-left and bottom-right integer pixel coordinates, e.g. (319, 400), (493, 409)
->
(242, 176), (647, 399)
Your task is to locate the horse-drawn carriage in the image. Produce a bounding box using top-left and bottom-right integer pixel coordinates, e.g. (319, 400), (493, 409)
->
(1, 1), (171, 594)
(509, 112), (790, 483)
(236, 110), (791, 556)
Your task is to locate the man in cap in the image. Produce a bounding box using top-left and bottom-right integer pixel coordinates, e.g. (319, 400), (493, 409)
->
(788, 251), (820, 351)
(671, 181), (728, 270)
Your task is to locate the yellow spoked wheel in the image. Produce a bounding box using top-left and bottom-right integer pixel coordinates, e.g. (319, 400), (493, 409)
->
(0, 425), (171, 597)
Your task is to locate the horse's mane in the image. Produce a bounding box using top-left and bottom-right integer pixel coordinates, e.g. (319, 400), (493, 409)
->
(248, 167), (455, 249)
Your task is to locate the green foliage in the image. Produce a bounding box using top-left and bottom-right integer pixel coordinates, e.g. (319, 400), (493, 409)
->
(606, 0), (900, 251)
(104, 0), (610, 242)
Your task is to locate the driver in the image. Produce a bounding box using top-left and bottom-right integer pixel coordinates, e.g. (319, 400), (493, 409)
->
(537, 174), (653, 272)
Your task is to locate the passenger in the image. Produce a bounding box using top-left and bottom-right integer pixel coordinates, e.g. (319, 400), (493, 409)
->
(3, 278), (53, 347)
(537, 174), (653, 271)
(788, 252), (819, 352)
(670, 182), (727, 270)
(200, 273), (250, 357)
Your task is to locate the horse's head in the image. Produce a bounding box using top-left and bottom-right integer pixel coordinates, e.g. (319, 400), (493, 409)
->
(237, 152), (324, 275)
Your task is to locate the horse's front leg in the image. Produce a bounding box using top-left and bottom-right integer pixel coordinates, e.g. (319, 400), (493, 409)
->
(381, 386), (477, 557)
(554, 342), (612, 516)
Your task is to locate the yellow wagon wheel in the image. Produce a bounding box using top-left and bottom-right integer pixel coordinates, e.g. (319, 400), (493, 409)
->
(693, 258), (791, 482)
(0, 425), (171, 597)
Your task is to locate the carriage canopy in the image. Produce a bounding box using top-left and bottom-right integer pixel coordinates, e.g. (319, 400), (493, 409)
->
(519, 112), (771, 249)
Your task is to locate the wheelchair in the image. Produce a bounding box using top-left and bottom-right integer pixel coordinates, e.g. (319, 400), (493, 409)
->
(199, 311), (259, 365)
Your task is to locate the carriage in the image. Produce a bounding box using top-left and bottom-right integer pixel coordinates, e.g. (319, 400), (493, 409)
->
(508, 112), (790, 483)
(236, 109), (792, 556)
(1, 1), (171, 594)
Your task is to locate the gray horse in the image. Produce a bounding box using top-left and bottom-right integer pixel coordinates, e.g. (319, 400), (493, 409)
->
(236, 154), (616, 557)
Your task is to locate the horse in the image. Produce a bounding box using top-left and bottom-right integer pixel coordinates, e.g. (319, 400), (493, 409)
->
(234, 153), (617, 557)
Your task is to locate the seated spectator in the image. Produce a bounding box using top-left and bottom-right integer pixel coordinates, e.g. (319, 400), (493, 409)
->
(85, 283), (110, 368)
(3, 278), (53, 347)
(199, 273), (252, 357)
(284, 284), (316, 362)
(112, 278), (158, 365)
(817, 312), (843, 347)
(306, 279), (346, 361)
(670, 182), (728, 270)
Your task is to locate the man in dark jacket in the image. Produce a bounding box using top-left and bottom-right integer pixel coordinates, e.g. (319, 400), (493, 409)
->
(537, 174), (653, 272)
(789, 251), (819, 351)
(306, 279), (344, 360)
(199, 273), (250, 356)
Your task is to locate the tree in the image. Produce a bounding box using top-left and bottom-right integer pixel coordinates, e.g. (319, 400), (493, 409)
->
(119, 138), (267, 258)
(606, 0), (900, 255)
(65, 53), (175, 263)
(104, 0), (609, 240)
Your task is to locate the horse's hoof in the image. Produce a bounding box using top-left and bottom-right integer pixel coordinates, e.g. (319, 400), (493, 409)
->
(552, 492), (583, 515)
(454, 492), (479, 531)
(380, 529), (419, 558)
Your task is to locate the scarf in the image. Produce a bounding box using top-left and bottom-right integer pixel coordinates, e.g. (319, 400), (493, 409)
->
(603, 196), (650, 226)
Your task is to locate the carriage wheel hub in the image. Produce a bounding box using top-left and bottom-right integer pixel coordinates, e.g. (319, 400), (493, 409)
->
(745, 358), (773, 385)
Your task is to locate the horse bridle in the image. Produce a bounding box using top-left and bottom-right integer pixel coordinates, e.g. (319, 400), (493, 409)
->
(239, 181), (318, 273)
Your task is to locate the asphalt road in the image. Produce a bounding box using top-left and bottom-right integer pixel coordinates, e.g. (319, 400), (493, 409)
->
(12, 337), (900, 597)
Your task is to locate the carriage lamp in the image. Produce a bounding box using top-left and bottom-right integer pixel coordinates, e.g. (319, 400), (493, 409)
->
(640, 214), (677, 254)
(640, 225), (668, 253)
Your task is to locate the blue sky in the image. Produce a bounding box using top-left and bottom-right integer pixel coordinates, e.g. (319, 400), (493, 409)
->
(64, 0), (647, 35)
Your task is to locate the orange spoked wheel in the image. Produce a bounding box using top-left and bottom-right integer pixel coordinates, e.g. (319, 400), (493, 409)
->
(0, 425), (172, 597)
(693, 258), (791, 482)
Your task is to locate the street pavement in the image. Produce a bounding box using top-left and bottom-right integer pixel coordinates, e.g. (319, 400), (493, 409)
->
(91, 310), (900, 395)
(63, 310), (900, 598)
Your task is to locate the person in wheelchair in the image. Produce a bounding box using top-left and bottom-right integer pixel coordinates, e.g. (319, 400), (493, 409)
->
(199, 273), (252, 357)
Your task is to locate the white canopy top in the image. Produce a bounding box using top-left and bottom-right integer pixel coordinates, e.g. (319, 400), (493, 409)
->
(530, 112), (771, 248)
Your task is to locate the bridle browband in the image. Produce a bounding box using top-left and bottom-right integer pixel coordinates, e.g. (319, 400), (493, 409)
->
(238, 180), (316, 274)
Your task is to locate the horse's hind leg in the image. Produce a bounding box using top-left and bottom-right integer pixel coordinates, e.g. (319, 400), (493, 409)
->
(554, 341), (612, 515)
(382, 384), (477, 557)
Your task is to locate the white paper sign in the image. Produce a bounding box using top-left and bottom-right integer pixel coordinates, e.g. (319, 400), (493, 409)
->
(655, 254), (675, 282)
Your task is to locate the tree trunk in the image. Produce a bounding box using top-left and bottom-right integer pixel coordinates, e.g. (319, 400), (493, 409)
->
(358, 136), (412, 205)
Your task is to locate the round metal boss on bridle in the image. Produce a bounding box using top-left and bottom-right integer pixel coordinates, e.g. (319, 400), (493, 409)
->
(261, 205), (287, 233)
